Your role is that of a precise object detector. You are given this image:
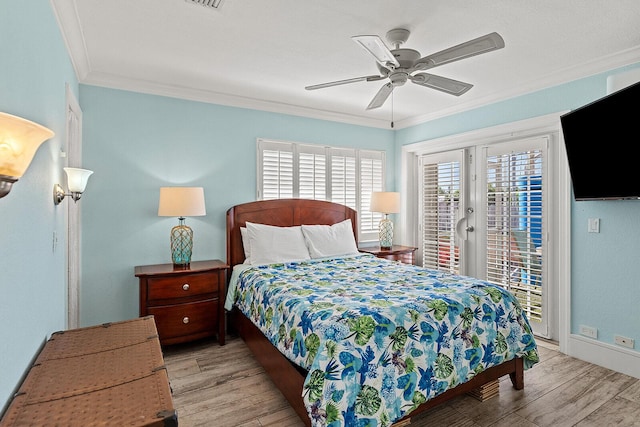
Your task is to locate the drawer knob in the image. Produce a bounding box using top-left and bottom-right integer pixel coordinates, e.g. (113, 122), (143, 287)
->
(182, 316), (189, 324)
(182, 283), (190, 291)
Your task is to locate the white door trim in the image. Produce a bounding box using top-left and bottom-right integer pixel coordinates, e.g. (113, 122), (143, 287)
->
(65, 83), (83, 329)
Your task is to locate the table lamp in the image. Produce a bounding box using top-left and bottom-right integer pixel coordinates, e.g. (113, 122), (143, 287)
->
(370, 191), (400, 250)
(158, 187), (206, 266)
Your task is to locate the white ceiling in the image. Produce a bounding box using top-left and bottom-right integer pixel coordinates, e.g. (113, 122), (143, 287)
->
(52, 0), (640, 129)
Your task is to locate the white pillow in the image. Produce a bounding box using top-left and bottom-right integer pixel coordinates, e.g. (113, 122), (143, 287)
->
(245, 222), (311, 265)
(301, 219), (359, 259)
(240, 227), (251, 264)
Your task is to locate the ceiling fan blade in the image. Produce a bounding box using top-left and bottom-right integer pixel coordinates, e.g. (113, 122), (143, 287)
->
(366, 83), (394, 110)
(414, 32), (505, 70)
(410, 73), (473, 96)
(352, 35), (400, 69)
(305, 75), (385, 91)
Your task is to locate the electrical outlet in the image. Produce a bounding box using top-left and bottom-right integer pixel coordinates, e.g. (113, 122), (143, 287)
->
(614, 335), (635, 349)
(579, 325), (598, 339)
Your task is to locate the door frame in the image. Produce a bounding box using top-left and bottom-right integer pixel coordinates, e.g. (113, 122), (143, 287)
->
(400, 112), (571, 346)
(65, 84), (83, 329)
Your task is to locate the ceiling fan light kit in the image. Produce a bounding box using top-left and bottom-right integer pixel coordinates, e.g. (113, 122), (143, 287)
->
(306, 28), (505, 110)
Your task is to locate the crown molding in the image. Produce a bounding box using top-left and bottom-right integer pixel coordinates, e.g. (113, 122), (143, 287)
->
(82, 71), (393, 129)
(50, 0), (91, 81)
(395, 45), (640, 129)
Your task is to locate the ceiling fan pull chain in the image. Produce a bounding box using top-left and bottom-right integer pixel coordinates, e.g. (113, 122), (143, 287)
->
(391, 92), (394, 128)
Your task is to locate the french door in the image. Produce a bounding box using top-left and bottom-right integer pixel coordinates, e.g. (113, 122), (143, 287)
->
(419, 136), (549, 337)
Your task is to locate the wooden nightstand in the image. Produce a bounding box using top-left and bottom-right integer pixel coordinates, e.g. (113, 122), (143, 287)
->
(135, 259), (228, 346)
(359, 245), (418, 265)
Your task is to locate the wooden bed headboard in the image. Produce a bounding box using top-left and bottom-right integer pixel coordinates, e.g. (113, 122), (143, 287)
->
(226, 199), (358, 268)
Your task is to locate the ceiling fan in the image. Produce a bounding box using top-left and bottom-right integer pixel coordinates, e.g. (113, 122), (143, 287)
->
(305, 29), (505, 110)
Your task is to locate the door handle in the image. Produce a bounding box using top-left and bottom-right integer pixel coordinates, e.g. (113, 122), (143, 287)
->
(455, 217), (468, 240)
(455, 209), (475, 240)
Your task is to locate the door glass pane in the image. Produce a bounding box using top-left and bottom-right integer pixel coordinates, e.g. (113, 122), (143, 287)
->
(422, 160), (460, 273)
(486, 149), (543, 323)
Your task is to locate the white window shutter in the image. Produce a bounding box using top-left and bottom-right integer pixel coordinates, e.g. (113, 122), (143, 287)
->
(299, 144), (327, 200)
(257, 139), (385, 242)
(330, 148), (357, 210)
(359, 150), (384, 236)
(258, 140), (294, 199)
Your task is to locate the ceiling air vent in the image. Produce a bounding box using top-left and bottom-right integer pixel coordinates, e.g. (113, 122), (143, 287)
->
(185, 0), (224, 9)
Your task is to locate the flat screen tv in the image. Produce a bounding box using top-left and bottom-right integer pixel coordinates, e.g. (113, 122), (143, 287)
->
(560, 80), (640, 201)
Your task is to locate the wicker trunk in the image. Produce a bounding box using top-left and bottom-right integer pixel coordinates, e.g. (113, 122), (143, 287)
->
(0, 316), (177, 427)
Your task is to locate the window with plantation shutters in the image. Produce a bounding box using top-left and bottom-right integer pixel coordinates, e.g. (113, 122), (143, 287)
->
(485, 143), (544, 324)
(257, 139), (385, 241)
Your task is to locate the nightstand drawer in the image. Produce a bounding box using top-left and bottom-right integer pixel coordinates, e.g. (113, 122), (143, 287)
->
(147, 271), (218, 301)
(148, 299), (218, 345)
(377, 252), (415, 264)
(136, 259), (228, 346)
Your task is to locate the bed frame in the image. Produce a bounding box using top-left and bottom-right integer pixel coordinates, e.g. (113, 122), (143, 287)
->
(226, 198), (524, 426)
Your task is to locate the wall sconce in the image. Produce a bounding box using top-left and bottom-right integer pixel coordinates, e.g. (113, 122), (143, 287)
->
(0, 112), (55, 198)
(54, 167), (93, 205)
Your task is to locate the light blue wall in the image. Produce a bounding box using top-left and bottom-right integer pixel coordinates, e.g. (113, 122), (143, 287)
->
(0, 0), (79, 411)
(78, 85), (395, 326)
(395, 64), (640, 352)
(571, 201), (640, 343)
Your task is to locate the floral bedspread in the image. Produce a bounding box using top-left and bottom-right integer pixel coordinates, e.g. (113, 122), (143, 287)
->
(231, 254), (539, 427)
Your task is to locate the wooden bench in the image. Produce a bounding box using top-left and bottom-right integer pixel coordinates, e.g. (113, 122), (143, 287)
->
(0, 316), (177, 426)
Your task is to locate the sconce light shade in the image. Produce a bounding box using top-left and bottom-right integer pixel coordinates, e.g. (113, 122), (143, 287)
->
(64, 167), (93, 193)
(370, 191), (401, 250)
(54, 167), (93, 205)
(158, 187), (206, 266)
(0, 112), (54, 198)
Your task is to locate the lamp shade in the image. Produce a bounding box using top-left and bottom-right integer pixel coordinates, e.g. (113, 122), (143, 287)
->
(370, 191), (400, 214)
(158, 187), (206, 217)
(0, 112), (54, 178)
(64, 167), (93, 193)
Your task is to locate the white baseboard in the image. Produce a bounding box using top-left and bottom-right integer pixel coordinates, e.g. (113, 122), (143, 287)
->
(568, 334), (640, 379)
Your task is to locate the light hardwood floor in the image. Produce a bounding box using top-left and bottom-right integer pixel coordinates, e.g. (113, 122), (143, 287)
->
(163, 336), (640, 426)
